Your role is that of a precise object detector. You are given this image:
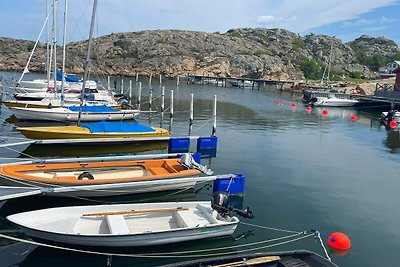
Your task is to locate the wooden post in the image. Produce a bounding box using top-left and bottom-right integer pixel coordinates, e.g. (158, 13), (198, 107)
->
(170, 89), (174, 119)
(159, 74), (162, 85)
(212, 94), (217, 136)
(121, 79), (124, 94)
(160, 86), (165, 128)
(129, 80), (132, 100)
(135, 72), (138, 82)
(138, 82), (142, 110)
(177, 76), (180, 87)
(107, 75), (110, 90)
(149, 74), (152, 85)
(169, 89), (174, 132)
(149, 88), (153, 111)
(189, 93), (194, 135)
(161, 86), (165, 113)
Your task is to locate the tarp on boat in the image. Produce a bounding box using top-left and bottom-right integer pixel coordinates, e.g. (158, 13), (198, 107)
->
(56, 69), (82, 83)
(81, 121), (155, 133)
(68, 105), (118, 113)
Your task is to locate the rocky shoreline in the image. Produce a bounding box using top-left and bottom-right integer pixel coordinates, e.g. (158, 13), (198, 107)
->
(0, 28), (399, 85)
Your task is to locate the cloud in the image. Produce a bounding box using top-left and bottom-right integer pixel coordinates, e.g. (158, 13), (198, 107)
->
(342, 19), (375, 27)
(0, 0), (398, 42)
(257, 15), (297, 24)
(363, 26), (387, 32)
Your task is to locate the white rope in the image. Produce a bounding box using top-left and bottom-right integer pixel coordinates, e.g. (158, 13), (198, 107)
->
(0, 232), (314, 259)
(240, 221), (301, 234)
(316, 231), (331, 261)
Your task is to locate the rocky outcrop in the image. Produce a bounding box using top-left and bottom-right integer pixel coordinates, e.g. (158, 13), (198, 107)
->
(0, 29), (399, 80)
(348, 35), (399, 56)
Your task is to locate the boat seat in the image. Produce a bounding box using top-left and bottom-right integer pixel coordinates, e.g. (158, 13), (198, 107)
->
(176, 210), (209, 228)
(105, 215), (129, 235)
(148, 167), (171, 175)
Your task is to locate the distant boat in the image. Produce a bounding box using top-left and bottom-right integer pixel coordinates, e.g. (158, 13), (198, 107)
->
(7, 201), (239, 247)
(312, 94), (359, 107)
(16, 121), (170, 140)
(158, 250), (338, 267)
(230, 80), (254, 88)
(10, 105), (139, 122)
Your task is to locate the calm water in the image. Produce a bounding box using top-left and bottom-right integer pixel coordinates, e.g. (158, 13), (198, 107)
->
(0, 71), (399, 267)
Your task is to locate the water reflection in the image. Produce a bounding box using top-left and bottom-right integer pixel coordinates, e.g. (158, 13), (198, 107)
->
(384, 130), (400, 153)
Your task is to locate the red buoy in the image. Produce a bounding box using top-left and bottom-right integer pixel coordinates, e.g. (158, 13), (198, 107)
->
(350, 115), (357, 121)
(322, 109), (329, 116)
(389, 120), (398, 129)
(306, 106), (312, 112)
(276, 100), (282, 105)
(328, 232), (351, 250)
(291, 103), (296, 108)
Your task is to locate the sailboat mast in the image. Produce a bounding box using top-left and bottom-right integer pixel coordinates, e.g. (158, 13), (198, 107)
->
(61, 0), (68, 105)
(52, 0), (58, 94)
(77, 0), (97, 125)
(46, 0), (50, 83)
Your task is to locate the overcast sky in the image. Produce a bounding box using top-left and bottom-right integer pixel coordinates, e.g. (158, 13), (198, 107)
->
(1, 0), (399, 45)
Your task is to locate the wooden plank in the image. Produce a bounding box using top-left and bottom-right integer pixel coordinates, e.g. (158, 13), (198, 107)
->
(210, 256), (281, 267)
(83, 207), (189, 217)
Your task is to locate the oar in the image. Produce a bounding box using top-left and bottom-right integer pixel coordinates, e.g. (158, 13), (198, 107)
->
(210, 255), (280, 267)
(83, 207), (189, 216)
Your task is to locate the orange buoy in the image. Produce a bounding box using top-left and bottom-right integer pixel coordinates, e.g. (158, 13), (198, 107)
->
(276, 100), (282, 105)
(291, 103), (296, 108)
(306, 106), (312, 112)
(350, 115), (357, 121)
(389, 120), (398, 129)
(328, 232), (351, 250)
(322, 109), (329, 116)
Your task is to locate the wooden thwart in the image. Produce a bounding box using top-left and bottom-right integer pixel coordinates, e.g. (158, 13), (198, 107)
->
(83, 207), (189, 217)
(211, 256), (281, 267)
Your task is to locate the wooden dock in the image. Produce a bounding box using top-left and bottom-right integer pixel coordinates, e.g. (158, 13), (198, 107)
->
(303, 83), (400, 110)
(187, 75), (293, 90)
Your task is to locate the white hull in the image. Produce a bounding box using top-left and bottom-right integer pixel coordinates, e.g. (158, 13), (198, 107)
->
(1, 176), (215, 197)
(313, 97), (358, 107)
(7, 201), (238, 247)
(10, 107), (139, 122)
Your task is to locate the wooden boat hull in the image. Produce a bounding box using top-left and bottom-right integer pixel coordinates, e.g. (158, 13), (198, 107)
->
(0, 158), (200, 186)
(7, 202), (239, 247)
(16, 125), (170, 140)
(10, 107), (139, 122)
(158, 250), (339, 267)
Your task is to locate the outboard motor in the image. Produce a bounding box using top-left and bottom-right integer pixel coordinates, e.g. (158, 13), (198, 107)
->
(211, 191), (230, 215)
(211, 191), (254, 219)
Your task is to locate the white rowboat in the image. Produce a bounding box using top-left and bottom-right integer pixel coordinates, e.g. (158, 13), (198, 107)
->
(7, 201), (239, 247)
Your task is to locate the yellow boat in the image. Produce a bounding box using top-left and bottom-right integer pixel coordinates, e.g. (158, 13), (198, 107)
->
(16, 121), (170, 140)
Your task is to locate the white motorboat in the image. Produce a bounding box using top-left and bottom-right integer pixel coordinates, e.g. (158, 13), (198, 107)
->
(7, 201), (239, 247)
(312, 94), (359, 107)
(10, 105), (139, 122)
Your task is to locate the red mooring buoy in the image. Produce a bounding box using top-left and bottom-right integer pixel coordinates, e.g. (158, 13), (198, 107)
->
(350, 115), (357, 121)
(291, 103), (296, 108)
(322, 109), (329, 116)
(328, 232), (351, 250)
(306, 106), (312, 112)
(389, 120), (398, 129)
(276, 100), (282, 105)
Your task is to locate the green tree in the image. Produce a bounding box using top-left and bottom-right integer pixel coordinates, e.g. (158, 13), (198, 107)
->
(300, 58), (322, 80)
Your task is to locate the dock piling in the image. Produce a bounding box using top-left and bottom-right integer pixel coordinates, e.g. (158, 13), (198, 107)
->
(212, 94), (217, 135)
(189, 93), (194, 135)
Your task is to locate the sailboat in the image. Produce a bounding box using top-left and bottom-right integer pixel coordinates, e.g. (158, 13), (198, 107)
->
(15, 0), (166, 139)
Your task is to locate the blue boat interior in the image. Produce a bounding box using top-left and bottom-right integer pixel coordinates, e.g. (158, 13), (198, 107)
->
(68, 105), (118, 113)
(81, 121), (155, 133)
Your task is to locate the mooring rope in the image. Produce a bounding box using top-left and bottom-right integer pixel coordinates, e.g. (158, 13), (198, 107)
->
(0, 232), (314, 259)
(239, 221), (301, 234)
(316, 231), (331, 261)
